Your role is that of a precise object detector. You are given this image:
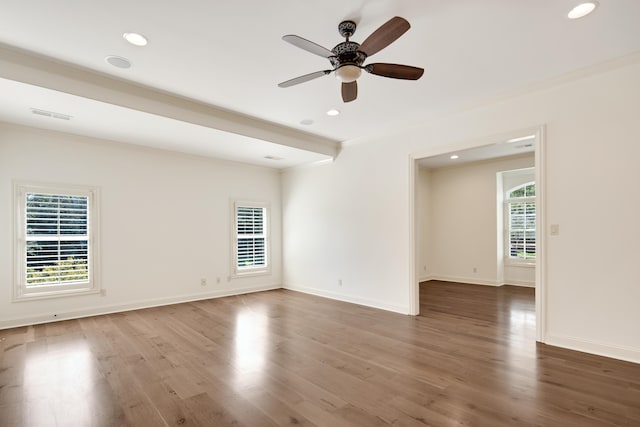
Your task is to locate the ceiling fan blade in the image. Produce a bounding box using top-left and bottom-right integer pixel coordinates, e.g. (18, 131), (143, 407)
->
(358, 16), (410, 57)
(282, 35), (335, 58)
(365, 63), (424, 80)
(278, 70), (331, 88)
(342, 81), (358, 103)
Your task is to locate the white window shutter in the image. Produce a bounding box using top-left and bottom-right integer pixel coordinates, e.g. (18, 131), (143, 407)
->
(25, 193), (90, 285)
(506, 183), (536, 260)
(235, 205), (268, 272)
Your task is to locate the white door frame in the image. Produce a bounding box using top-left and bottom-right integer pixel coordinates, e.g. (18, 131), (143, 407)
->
(408, 125), (547, 343)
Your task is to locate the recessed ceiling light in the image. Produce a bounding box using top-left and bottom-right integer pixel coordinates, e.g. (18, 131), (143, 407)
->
(300, 119), (314, 125)
(506, 135), (535, 143)
(450, 155), (459, 160)
(326, 109), (340, 116)
(105, 55), (131, 69)
(123, 32), (148, 46)
(264, 155), (284, 161)
(568, 2), (598, 19)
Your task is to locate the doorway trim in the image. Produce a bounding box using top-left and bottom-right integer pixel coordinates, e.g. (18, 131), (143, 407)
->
(408, 125), (547, 343)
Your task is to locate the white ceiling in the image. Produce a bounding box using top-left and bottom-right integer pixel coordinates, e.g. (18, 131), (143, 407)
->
(1, 0), (639, 168)
(418, 136), (535, 169)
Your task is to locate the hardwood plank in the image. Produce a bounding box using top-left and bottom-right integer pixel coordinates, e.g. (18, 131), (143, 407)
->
(181, 392), (246, 427)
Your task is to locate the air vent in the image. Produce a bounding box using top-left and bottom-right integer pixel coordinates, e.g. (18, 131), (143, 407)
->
(264, 155), (284, 161)
(105, 55), (131, 69)
(30, 108), (72, 120)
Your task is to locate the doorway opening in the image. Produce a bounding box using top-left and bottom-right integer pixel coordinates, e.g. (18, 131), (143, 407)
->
(409, 127), (545, 342)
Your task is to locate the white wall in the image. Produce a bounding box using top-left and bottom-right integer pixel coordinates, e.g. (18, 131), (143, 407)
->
(282, 58), (640, 363)
(282, 139), (413, 313)
(421, 154), (534, 286)
(0, 123), (282, 328)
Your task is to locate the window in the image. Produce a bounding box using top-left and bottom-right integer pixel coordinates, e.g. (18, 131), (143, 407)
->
(233, 202), (269, 275)
(14, 183), (100, 300)
(506, 182), (536, 261)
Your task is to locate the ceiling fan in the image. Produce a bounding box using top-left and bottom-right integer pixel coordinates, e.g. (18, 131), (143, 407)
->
(278, 16), (424, 103)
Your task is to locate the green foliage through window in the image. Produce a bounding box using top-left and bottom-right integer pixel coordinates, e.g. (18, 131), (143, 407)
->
(509, 183), (535, 198)
(27, 257), (88, 285)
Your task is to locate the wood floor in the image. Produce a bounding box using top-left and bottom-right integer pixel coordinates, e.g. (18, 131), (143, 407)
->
(1, 281), (639, 426)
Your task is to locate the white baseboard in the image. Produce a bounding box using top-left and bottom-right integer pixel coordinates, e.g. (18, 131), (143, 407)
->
(422, 275), (501, 287)
(0, 284), (281, 330)
(545, 333), (640, 364)
(283, 283), (409, 315)
(421, 275), (535, 288)
(502, 279), (535, 288)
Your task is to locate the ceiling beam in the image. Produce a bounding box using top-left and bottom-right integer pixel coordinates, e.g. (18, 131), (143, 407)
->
(0, 43), (339, 158)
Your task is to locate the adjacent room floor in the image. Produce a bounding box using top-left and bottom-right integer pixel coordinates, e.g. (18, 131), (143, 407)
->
(1, 282), (639, 426)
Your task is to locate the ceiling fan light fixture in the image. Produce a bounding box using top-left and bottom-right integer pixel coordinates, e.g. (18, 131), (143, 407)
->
(335, 64), (361, 83)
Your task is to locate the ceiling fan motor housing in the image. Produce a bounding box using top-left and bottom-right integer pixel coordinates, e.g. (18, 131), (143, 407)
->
(330, 41), (366, 68)
(332, 20), (366, 70)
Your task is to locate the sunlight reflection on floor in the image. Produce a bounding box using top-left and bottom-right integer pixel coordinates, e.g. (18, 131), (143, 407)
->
(232, 308), (268, 390)
(23, 336), (98, 424)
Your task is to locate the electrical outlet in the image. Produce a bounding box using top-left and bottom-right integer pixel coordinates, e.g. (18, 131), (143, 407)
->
(216, 277), (221, 284)
(338, 279), (343, 287)
(100, 289), (107, 297)
(200, 278), (207, 286)
(473, 267), (477, 273)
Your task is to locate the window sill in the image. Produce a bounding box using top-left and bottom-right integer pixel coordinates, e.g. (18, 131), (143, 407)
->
(505, 260), (536, 268)
(232, 269), (271, 279)
(14, 286), (100, 302)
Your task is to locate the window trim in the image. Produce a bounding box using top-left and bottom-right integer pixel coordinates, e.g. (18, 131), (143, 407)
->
(504, 181), (536, 266)
(231, 200), (271, 277)
(13, 181), (101, 301)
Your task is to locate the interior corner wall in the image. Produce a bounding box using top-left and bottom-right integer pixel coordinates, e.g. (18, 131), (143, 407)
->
(0, 123), (282, 328)
(424, 155), (534, 286)
(281, 59), (640, 363)
(281, 140), (413, 314)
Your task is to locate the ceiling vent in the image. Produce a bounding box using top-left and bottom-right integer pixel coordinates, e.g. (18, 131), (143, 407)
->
(30, 108), (72, 120)
(105, 55), (131, 69)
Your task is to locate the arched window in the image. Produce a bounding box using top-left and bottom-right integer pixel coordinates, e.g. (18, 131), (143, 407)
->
(506, 182), (536, 260)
